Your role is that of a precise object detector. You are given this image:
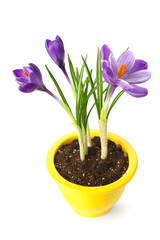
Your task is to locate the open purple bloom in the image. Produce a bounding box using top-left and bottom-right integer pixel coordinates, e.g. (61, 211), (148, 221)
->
(13, 63), (45, 93)
(100, 45), (151, 97)
(45, 36), (65, 70)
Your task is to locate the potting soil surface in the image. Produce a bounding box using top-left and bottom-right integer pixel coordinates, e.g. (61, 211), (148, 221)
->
(54, 137), (129, 187)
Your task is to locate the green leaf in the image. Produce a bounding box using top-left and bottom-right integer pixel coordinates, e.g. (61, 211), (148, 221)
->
(86, 102), (96, 126)
(76, 72), (83, 126)
(107, 90), (125, 119)
(81, 56), (100, 118)
(45, 65), (72, 113)
(67, 54), (77, 92)
(80, 55), (87, 81)
(104, 84), (112, 101)
(84, 78), (89, 96)
(79, 81), (103, 118)
(96, 47), (103, 113)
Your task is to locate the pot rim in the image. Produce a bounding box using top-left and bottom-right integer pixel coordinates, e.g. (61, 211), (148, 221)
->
(46, 130), (138, 194)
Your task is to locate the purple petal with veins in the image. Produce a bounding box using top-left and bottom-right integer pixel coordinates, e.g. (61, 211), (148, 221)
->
(109, 54), (118, 76)
(115, 79), (148, 97)
(29, 63), (42, 81)
(100, 44), (151, 98)
(18, 83), (38, 93)
(125, 84), (148, 97)
(13, 69), (24, 77)
(128, 59), (148, 74)
(117, 50), (135, 76)
(45, 35), (65, 69)
(100, 44), (113, 61)
(102, 71), (115, 85)
(13, 63), (45, 93)
(15, 77), (30, 85)
(125, 70), (151, 84)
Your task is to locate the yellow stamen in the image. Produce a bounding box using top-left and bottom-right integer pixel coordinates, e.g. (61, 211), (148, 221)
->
(22, 72), (28, 77)
(118, 64), (127, 78)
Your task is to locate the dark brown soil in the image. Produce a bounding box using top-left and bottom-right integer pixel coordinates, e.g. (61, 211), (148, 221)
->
(54, 137), (129, 187)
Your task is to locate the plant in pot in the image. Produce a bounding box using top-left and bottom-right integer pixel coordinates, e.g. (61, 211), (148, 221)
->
(13, 35), (151, 217)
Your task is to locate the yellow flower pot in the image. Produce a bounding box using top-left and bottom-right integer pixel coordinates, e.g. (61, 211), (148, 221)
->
(46, 130), (138, 217)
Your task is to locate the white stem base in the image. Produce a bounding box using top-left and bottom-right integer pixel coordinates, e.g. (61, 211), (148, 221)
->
(75, 125), (85, 161)
(99, 120), (108, 160)
(87, 123), (92, 147)
(84, 135), (88, 155)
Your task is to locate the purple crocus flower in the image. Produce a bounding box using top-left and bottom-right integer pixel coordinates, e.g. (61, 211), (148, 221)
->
(45, 35), (72, 85)
(13, 63), (45, 93)
(100, 45), (151, 97)
(45, 36), (65, 70)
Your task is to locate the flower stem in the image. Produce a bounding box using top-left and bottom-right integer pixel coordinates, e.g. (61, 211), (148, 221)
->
(99, 85), (116, 159)
(43, 87), (77, 125)
(62, 66), (71, 84)
(100, 85), (116, 121)
(43, 86), (60, 101)
(62, 66), (77, 99)
(75, 125), (85, 161)
(62, 67), (92, 148)
(82, 126), (88, 155)
(43, 86), (87, 161)
(99, 120), (107, 159)
(87, 123), (92, 147)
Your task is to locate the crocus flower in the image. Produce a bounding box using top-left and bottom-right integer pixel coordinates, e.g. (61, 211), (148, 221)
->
(45, 36), (65, 70)
(13, 63), (45, 93)
(101, 45), (151, 97)
(45, 35), (73, 86)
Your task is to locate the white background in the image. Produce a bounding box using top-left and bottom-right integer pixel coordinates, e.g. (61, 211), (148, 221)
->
(0, 0), (159, 239)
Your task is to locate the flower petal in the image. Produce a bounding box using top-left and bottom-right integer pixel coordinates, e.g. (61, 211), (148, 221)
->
(15, 77), (30, 85)
(115, 79), (148, 97)
(128, 59), (148, 74)
(23, 66), (32, 76)
(29, 63), (42, 81)
(56, 35), (63, 44)
(100, 44), (113, 61)
(101, 61), (116, 85)
(29, 72), (43, 86)
(47, 40), (65, 68)
(108, 54), (118, 76)
(13, 69), (23, 78)
(125, 84), (148, 97)
(102, 71), (115, 85)
(117, 50), (135, 75)
(45, 39), (51, 51)
(18, 83), (38, 93)
(102, 61), (114, 79)
(125, 70), (151, 84)
(115, 79), (132, 91)
(53, 40), (64, 60)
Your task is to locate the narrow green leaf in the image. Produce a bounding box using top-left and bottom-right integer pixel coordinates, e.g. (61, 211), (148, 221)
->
(85, 102), (96, 126)
(81, 56), (100, 118)
(103, 85), (110, 96)
(79, 81), (103, 117)
(96, 47), (103, 112)
(107, 90), (125, 119)
(76, 72), (83, 126)
(84, 79), (89, 96)
(67, 54), (77, 92)
(45, 65), (72, 113)
(80, 55), (87, 81)
(104, 84), (112, 101)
